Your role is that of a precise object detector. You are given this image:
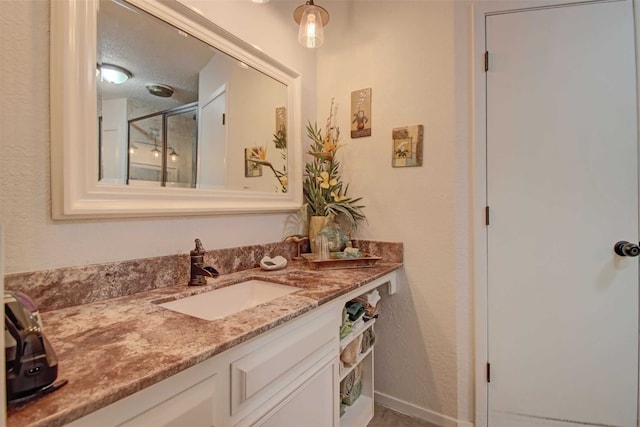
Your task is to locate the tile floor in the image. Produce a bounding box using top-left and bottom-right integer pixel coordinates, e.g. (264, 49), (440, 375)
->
(367, 404), (439, 427)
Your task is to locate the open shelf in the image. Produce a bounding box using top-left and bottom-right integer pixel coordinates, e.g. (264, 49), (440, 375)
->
(340, 317), (376, 380)
(337, 273), (396, 427)
(339, 351), (374, 427)
(340, 345), (373, 381)
(340, 394), (374, 427)
(340, 317), (376, 351)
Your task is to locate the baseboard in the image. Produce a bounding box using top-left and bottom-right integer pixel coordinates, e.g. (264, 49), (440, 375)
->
(374, 391), (474, 427)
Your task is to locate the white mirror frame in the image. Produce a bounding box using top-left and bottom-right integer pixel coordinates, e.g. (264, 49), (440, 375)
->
(50, 0), (302, 219)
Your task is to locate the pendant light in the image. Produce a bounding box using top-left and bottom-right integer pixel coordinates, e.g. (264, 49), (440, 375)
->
(169, 147), (180, 162)
(151, 137), (161, 158)
(151, 143), (161, 158)
(149, 128), (161, 158)
(293, 0), (329, 49)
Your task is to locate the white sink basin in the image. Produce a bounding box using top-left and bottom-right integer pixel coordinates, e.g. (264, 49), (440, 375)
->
(157, 280), (300, 321)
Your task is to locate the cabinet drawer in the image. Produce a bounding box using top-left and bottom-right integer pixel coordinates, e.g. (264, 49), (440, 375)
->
(118, 375), (216, 427)
(230, 311), (337, 416)
(66, 361), (219, 427)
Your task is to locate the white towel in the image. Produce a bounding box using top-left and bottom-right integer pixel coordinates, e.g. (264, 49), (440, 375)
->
(366, 290), (381, 307)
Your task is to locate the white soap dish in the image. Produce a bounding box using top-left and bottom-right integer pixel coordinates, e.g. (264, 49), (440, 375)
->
(260, 255), (288, 271)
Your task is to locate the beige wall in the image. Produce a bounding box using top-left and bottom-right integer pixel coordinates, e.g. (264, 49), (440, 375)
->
(316, 2), (473, 425)
(0, 0), (475, 426)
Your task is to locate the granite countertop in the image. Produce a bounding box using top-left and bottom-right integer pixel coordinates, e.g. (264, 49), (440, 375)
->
(7, 260), (402, 427)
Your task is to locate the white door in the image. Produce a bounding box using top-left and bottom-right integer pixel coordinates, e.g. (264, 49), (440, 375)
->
(198, 84), (227, 188)
(485, 1), (638, 426)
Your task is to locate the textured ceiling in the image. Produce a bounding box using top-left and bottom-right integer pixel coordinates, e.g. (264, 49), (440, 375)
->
(97, 0), (217, 112)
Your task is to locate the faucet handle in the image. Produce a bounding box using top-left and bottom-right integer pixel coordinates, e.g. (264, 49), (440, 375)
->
(203, 266), (219, 277)
(192, 238), (205, 256)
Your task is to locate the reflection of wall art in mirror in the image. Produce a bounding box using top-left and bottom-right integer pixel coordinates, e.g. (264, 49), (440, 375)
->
(351, 88), (372, 138)
(245, 126), (288, 193)
(245, 148), (263, 177)
(392, 124), (424, 168)
(50, 0), (303, 218)
(276, 106), (287, 136)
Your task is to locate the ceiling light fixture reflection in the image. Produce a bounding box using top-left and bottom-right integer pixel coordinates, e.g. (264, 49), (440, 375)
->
(293, 0), (329, 49)
(151, 145), (161, 158)
(146, 83), (174, 98)
(169, 147), (180, 162)
(98, 63), (132, 84)
(150, 129), (162, 158)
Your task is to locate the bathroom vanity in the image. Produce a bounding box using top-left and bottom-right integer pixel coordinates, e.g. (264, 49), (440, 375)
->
(67, 296), (342, 427)
(6, 258), (400, 427)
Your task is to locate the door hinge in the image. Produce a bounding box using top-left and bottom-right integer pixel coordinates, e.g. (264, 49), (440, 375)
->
(487, 362), (491, 382)
(484, 51), (489, 72)
(485, 206), (490, 226)
(222, 113), (226, 125)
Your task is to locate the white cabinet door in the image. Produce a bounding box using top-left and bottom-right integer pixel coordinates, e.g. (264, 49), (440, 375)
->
(253, 359), (338, 427)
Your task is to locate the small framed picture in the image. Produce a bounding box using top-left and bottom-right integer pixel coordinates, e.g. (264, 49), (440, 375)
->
(351, 88), (372, 138)
(392, 125), (423, 167)
(245, 148), (262, 177)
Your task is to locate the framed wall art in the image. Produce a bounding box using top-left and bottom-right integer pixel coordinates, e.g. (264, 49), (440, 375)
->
(244, 147), (263, 177)
(392, 124), (423, 167)
(351, 88), (372, 138)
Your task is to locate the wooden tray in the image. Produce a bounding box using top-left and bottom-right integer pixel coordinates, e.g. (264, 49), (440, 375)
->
(301, 252), (381, 270)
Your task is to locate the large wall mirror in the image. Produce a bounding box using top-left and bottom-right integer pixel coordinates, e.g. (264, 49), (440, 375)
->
(51, 0), (302, 219)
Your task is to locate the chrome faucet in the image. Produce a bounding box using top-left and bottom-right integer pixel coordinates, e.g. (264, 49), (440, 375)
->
(189, 239), (219, 286)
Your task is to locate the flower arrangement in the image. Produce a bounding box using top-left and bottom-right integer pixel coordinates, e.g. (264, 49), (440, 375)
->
(247, 127), (288, 192)
(303, 99), (366, 231)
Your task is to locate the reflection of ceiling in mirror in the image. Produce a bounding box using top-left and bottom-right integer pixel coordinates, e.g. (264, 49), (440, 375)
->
(97, 0), (216, 112)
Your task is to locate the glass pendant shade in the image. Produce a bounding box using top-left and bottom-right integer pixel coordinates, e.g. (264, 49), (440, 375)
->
(298, 6), (324, 48)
